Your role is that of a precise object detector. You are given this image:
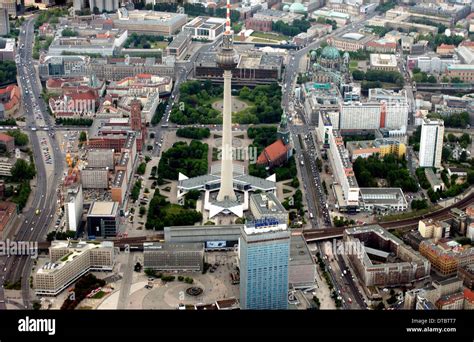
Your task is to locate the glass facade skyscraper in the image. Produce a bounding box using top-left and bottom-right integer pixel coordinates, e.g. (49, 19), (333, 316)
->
(239, 222), (290, 310)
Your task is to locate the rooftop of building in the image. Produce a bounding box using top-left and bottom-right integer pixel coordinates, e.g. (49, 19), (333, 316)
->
(290, 235), (314, 266)
(143, 242), (204, 252)
(38, 240), (113, 274)
(359, 187), (407, 206)
(183, 16), (226, 29)
(167, 30), (192, 49)
(0, 132), (14, 143)
(420, 238), (474, 257)
(243, 220), (288, 236)
(424, 168), (443, 187)
(115, 9), (187, 25)
(87, 201), (118, 217)
(257, 139), (290, 165)
(0, 201), (16, 233)
(250, 192), (287, 216)
(0, 38), (15, 51)
(111, 169), (125, 188)
(447, 64), (474, 71)
(344, 224), (427, 267)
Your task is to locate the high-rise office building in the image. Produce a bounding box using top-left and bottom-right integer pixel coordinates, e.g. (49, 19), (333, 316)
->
(0, 0), (16, 17)
(0, 8), (9, 36)
(419, 118), (444, 168)
(239, 219), (290, 310)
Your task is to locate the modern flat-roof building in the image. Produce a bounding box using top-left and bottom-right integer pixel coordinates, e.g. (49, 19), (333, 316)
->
(344, 225), (430, 287)
(418, 218), (451, 239)
(239, 220), (290, 309)
(65, 185), (83, 232)
(425, 168), (445, 192)
(113, 9), (188, 36)
(249, 192), (288, 224)
(164, 224), (241, 248)
(359, 188), (408, 213)
(81, 167), (109, 189)
(406, 54), (459, 74)
(0, 38), (15, 61)
(143, 242), (204, 272)
(369, 53), (398, 71)
(39, 55), (90, 79)
(253, 9), (304, 24)
(182, 16), (226, 41)
(346, 138), (406, 162)
(327, 129), (359, 210)
(166, 30), (192, 57)
(86, 201), (119, 237)
(327, 32), (375, 52)
(0, 0), (16, 17)
(312, 9), (350, 26)
(419, 118), (444, 169)
(194, 49), (283, 84)
(87, 56), (175, 81)
(110, 170), (127, 204)
(87, 149), (115, 169)
(0, 8), (9, 36)
(47, 28), (128, 57)
(289, 235), (316, 288)
(34, 240), (115, 296)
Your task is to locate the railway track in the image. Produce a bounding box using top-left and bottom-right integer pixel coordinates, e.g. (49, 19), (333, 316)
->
(303, 191), (474, 241)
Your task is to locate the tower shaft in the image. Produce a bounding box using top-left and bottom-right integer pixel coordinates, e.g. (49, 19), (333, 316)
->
(217, 70), (236, 202)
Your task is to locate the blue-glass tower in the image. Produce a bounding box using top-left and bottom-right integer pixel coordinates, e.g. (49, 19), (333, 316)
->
(239, 221), (290, 309)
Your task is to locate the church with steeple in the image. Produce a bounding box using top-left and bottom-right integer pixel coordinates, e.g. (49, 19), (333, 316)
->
(256, 111), (293, 168)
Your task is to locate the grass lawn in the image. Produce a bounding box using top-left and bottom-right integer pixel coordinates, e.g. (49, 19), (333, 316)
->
(92, 291), (106, 299)
(151, 41), (168, 49)
(349, 61), (359, 71)
(251, 32), (290, 42)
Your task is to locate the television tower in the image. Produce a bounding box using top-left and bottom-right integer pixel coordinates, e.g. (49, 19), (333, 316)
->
(216, 0), (238, 202)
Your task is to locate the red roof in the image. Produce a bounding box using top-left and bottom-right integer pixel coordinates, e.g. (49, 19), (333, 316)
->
(464, 289), (474, 303)
(437, 43), (455, 50)
(137, 73), (152, 79)
(257, 139), (290, 165)
(68, 90), (98, 101)
(367, 41), (396, 48)
(0, 133), (14, 143)
(460, 41), (474, 48)
(46, 78), (65, 89)
(0, 85), (20, 111)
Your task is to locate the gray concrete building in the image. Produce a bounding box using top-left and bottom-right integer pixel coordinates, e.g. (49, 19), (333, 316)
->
(81, 167), (109, 189)
(143, 242), (204, 272)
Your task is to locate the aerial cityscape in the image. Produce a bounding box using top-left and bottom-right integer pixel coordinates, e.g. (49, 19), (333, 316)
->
(0, 0), (473, 334)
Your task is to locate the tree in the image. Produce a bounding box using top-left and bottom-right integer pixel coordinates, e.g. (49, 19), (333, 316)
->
(79, 131), (87, 142)
(427, 75), (437, 83)
(352, 69), (365, 80)
(11, 159), (36, 180)
(139, 206), (146, 216)
(7, 130), (28, 146)
(137, 162), (147, 175)
(134, 262), (142, 272)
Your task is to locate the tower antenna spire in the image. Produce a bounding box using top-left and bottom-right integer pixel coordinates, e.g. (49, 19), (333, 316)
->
(225, 0), (231, 33)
